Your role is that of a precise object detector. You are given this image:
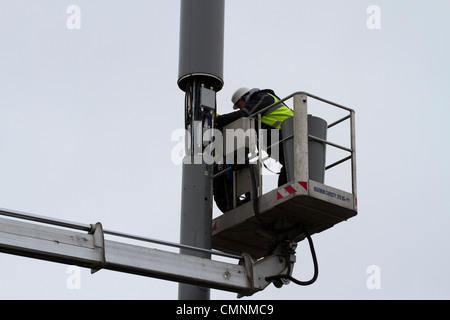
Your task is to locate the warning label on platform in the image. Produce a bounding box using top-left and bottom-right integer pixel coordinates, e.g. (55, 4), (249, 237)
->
(313, 186), (351, 203)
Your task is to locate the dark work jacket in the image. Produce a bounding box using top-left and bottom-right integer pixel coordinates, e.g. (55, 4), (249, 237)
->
(215, 89), (280, 129)
(215, 88), (292, 162)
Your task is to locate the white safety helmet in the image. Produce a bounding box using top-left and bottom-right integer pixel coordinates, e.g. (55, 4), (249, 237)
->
(231, 87), (250, 109)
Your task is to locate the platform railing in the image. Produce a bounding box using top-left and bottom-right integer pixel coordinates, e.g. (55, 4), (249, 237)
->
(247, 91), (357, 202)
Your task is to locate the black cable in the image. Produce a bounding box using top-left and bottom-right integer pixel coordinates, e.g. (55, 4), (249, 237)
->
(265, 227), (319, 286)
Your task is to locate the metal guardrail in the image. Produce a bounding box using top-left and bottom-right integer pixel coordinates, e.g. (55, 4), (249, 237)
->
(212, 91), (356, 207)
(254, 92), (356, 195)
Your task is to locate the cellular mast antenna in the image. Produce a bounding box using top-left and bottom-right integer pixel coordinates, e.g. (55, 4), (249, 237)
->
(177, 0), (225, 300)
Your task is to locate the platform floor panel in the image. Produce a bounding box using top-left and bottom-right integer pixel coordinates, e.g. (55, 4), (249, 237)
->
(212, 183), (357, 258)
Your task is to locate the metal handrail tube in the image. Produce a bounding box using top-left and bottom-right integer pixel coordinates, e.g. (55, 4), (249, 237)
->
(250, 91), (355, 119)
(328, 114), (351, 129)
(104, 229), (242, 260)
(0, 207), (242, 260)
(350, 110), (358, 201)
(308, 134), (353, 153)
(0, 207), (91, 232)
(211, 164), (233, 178)
(325, 155), (352, 171)
(304, 92), (354, 112)
(211, 128), (292, 179)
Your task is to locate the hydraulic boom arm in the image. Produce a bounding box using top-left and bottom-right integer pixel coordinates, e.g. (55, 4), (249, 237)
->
(0, 209), (294, 297)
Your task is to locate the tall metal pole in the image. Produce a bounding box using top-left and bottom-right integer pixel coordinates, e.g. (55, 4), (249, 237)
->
(177, 0), (224, 300)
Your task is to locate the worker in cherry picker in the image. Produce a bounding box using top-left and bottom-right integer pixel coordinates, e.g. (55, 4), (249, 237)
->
(215, 87), (294, 187)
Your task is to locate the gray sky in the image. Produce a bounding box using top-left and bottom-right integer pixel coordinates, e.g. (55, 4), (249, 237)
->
(0, 0), (449, 300)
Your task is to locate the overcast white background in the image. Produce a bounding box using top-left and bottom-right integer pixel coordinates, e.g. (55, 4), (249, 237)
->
(0, 0), (449, 300)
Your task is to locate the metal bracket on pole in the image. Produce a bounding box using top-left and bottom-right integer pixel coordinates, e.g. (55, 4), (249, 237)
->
(89, 222), (106, 274)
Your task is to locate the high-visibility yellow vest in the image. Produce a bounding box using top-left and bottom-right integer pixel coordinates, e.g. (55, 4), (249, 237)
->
(260, 93), (293, 129)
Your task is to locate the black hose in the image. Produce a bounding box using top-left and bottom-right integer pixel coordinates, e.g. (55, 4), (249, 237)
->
(265, 227), (319, 286)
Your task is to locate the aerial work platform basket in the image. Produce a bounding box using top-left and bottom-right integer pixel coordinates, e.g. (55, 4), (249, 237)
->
(212, 92), (357, 259)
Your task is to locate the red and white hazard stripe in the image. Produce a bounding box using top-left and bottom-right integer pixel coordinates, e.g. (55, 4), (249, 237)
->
(277, 181), (308, 200)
